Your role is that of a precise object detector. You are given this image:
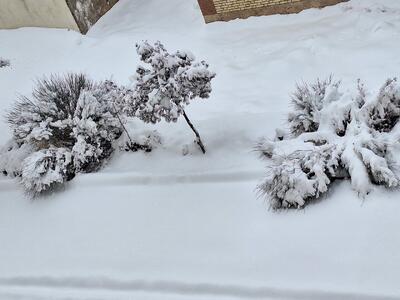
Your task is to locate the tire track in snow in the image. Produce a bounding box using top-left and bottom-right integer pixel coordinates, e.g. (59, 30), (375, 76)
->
(0, 276), (398, 300)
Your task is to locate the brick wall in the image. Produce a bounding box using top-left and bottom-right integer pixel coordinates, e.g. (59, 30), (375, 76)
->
(213, 0), (301, 13)
(198, 0), (348, 23)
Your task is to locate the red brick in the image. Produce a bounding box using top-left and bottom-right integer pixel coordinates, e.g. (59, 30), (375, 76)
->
(197, 0), (217, 16)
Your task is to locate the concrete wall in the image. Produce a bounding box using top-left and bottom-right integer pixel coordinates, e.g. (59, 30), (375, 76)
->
(198, 0), (349, 23)
(0, 0), (79, 31)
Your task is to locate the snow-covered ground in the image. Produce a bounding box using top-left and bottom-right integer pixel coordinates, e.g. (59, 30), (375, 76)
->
(1, 0), (400, 299)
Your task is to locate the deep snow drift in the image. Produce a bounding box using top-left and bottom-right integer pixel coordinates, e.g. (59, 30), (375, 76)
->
(1, 0), (400, 299)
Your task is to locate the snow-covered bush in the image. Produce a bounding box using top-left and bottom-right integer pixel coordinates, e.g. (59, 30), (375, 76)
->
(21, 148), (74, 194)
(257, 77), (400, 209)
(120, 41), (215, 153)
(3, 73), (123, 193)
(8, 74), (122, 172)
(0, 58), (10, 68)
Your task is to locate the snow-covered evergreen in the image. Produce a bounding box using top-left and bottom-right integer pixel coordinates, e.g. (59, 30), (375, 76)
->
(120, 41), (215, 153)
(3, 73), (123, 193)
(257, 77), (400, 209)
(70, 84), (122, 172)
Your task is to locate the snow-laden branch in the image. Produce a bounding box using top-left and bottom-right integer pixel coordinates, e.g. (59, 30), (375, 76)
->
(257, 77), (400, 209)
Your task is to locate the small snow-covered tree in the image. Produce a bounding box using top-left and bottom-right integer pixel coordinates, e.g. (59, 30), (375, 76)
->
(3, 73), (123, 193)
(257, 77), (400, 209)
(120, 41), (216, 153)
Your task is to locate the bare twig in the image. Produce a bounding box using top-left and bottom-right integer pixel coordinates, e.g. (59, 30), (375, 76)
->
(112, 103), (134, 145)
(182, 110), (206, 154)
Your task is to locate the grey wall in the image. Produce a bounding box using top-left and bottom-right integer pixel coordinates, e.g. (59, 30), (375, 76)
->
(0, 0), (79, 31)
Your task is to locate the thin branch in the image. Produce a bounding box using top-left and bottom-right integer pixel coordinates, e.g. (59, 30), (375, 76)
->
(112, 103), (133, 145)
(182, 110), (206, 154)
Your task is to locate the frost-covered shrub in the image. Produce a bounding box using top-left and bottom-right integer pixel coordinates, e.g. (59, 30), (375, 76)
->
(120, 41), (215, 153)
(2, 73), (123, 193)
(7, 74), (123, 174)
(0, 58), (10, 68)
(21, 148), (74, 194)
(257, 77), (400, 209)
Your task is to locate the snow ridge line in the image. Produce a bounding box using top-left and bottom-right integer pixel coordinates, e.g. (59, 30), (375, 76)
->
(0, 170), (263, 192)
(0, 291), (77, 300)
(0, 277), (398, 300)
(74, 170), (264, 187)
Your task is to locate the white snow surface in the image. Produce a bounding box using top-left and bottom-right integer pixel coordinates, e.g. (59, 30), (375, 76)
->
(1, 0), (400, 299)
